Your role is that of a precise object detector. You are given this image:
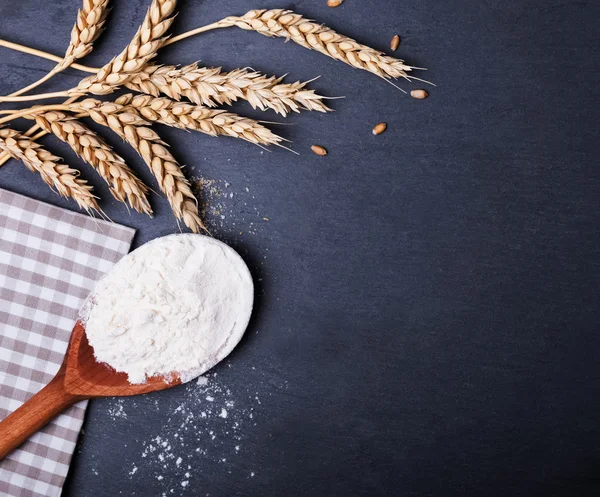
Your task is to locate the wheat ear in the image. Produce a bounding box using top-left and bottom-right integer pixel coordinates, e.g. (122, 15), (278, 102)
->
(59, 0), (111, 70)
(0, 128), (98, 211)
(217, 9), (415, 81)
(9, 0), (110, 98)
(125, 63), (331, 117)
(115, 93), (283, 146)
(70, 99), (205, 233)
(71, 0), (177, 96)
(33, 111), (152, 215)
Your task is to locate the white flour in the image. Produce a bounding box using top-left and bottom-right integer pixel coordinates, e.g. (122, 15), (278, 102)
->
(83, 234), (253, 384)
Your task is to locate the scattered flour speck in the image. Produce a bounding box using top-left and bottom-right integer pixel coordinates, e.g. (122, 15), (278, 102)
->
(107, 399), (128, 419)
(191, 176), (269, 236)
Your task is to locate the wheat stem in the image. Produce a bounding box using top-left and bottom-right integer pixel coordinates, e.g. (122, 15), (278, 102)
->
(0, 105), (70, 125)
(0, 91), (71, 103)
(164, 22), (224, 45)
(11, 72), (61, 98)
(0, 39), (96, 72)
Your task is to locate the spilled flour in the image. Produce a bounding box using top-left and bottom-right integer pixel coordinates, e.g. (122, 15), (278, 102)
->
(102, 370), (275, 493)
(192, 176), (270, 236)
(107, 402), (127, 419)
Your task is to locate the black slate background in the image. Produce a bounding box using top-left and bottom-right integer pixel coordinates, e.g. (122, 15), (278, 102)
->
(1, 1), (599, 496)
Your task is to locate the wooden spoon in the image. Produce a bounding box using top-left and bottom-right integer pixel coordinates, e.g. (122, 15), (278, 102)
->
(0, 321), (181, 460)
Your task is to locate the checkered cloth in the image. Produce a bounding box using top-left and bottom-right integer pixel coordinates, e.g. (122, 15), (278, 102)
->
(0, 189), (135, 497)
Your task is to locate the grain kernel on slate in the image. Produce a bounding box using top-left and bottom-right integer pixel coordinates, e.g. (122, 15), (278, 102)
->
(411, 89), (429, 99)
(311, 145), (328, 156)
(373, 123), (387, 135)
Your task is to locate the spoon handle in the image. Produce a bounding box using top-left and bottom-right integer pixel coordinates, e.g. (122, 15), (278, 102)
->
(0, 367), (85, 460)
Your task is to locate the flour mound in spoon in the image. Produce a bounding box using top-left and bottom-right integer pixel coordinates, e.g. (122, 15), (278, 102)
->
(83, 234), (253, 384)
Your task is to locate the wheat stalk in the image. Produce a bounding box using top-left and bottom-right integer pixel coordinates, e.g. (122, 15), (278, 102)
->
(216, 9), (415, 81)
(69, 99), (205, 233)
(71, 0), (177, 96)
(0, 39), (96, 73)
(125, 63), (331, 117)
(115, 93), (284, 146)
(33, 111), (152, 215)
(0, 128), (98, 211)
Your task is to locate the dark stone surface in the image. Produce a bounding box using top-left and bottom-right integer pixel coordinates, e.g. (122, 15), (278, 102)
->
(1, 1), (599, 496)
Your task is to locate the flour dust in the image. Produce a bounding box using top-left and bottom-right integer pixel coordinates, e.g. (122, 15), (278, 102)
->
(192, 176), (270, 236)
(103, 368), (274, 492)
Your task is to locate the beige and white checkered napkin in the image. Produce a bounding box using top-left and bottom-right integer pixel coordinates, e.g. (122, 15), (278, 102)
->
(0, 189), (135, 497)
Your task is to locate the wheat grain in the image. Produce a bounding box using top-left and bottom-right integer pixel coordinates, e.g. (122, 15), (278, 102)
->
(372, 122), (387, 135)
(410, 89), (428, 99)
(125, 63), (331, 117)
(217, 9), (415, 81)
(116, 93), (283, 146)
(33, 111), (152, 215)
(311, 144), (328, 156)
(0, 128), (98, 211)
(70, 0), (177, 96)
(70, 99), (205, 233)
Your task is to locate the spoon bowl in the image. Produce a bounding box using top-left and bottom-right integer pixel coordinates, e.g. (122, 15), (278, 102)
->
(66, 321), (182, 396)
